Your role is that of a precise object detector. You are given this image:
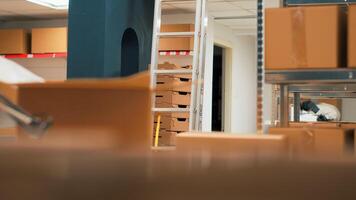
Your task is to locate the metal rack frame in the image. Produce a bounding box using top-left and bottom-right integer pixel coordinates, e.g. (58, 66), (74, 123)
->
(261, 0), (356, 128)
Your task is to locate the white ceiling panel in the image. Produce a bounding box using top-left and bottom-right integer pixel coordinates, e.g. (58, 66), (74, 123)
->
(0, 0), (262, 35)
(162, 0), (258, 35)
(0, 0), (67, 21)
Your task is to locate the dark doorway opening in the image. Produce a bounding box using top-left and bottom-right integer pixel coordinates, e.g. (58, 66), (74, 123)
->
(121, 28), (139, 77)
(212, 45), (224, 131)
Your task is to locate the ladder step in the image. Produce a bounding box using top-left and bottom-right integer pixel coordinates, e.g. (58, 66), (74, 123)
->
(155, 69), (193, 75)
(152, 108), (190, 113)
(158, 32), (195, 38)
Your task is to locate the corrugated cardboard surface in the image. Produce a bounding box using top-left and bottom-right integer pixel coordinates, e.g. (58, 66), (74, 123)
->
(156, 75), (191, 92)
(157, 130), (177, 146)
(155, 112), (190, 119)
(269, 127), (354, 158)
(156, 91), (191, 106)
(155, 117), (189, 132)
(159, 24), (194, 51)
(0, 72), (152, 151)
(289, 122), (340, 128)
(32, 27), (67, 53)
(349, 6), (356, 67)
(265, 6), (345, 69)
(176, 133), (287, 158)
(0, 29), (29, 54)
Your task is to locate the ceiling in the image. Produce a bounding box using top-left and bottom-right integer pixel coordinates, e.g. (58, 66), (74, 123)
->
(0, 0), (261, 35)
(163, 0), (258, 35)
(0, 0), (67, 21)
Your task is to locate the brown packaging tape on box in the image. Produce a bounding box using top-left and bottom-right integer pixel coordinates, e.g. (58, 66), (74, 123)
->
(291, 7), (308, 68)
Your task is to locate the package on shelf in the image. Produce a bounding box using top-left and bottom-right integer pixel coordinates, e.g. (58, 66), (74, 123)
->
(32, 27), (67, 53)
(288, 122), (341, 128)
(158, 62), (192, 70)
(154, 116), (189, 132)
(156, 91), (191, 106)
(169, 117), (189, 132)
(152, 130), (177, 146)
(155, 112), (190, 120)
(159, 24), (194, 51)
(159, 130), (177, 146)
(156, 75), (192, 92)
(349, 5), (356, 68)
(0, 29), (29, 54)
(265, 6), (346, 70)
(269, 127), (354, 158)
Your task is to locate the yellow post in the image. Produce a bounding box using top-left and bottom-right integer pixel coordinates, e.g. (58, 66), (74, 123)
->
(154, 115), (161, 147)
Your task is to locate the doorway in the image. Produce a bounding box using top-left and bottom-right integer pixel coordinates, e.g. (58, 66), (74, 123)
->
(121, 28), (139, 77)
(212, 45), (224, 131)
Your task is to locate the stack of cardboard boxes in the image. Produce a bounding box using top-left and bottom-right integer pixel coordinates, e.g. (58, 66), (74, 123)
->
(154, 62), (192, 146)
(0, 27), (67, 55)
(153, 23), (195, 146)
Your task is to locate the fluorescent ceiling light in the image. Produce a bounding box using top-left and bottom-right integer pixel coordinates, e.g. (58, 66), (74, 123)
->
(26, 0), (69, 10)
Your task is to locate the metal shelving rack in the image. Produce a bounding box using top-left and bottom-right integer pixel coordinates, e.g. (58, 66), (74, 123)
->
(263, 0), (356, 127)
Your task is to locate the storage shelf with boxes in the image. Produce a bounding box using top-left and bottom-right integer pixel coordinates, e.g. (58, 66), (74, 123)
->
(154, 62), (193, 146)
(264, 3), (356, 127)
(0, 27), (67, 56)
(0, 27), (68, 81)
(260, 0), (356, 159)
(153, 23), (195, 147)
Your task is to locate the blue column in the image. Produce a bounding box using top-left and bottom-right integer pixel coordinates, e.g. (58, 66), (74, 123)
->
(67, 0), (155, 78)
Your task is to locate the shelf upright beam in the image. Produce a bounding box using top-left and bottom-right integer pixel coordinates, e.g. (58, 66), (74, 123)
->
(256, 0), (264, 133)
(279, 85), (289, 127)
(293, 93), (301, 122)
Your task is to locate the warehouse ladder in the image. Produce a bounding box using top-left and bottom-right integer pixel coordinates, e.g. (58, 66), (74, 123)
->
(150, 0), (207, 132)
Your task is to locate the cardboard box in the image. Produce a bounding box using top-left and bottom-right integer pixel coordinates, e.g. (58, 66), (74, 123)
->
(32, 27), (67, 53)
(176, 133), (287, 158)
(289, 122), (340, 128)
(170, 117), (189, 132)
(155, 112), (190, 120)
(265, 6), (345, 69)
(154, 130), (177, 146)
(349, 6), (356, 67)
(0, 72), (152, 151)
(269, 127), (354, 158)
(159, 24), (194, 51)
(156, 91), (191, 106)
(157, 75), (191, 92)
(154, 117), (189, 132)
(0, 29), (29, 54)
(158, 62), (192, 70)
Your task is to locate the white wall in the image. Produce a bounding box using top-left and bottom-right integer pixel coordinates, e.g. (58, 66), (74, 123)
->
(230, 36), (257, 133)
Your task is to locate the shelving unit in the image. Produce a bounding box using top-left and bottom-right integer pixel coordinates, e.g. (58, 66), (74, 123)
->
(1, 53), (67, 59)
(262, 0), (356, 127)
(159, 50), (193, 56)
